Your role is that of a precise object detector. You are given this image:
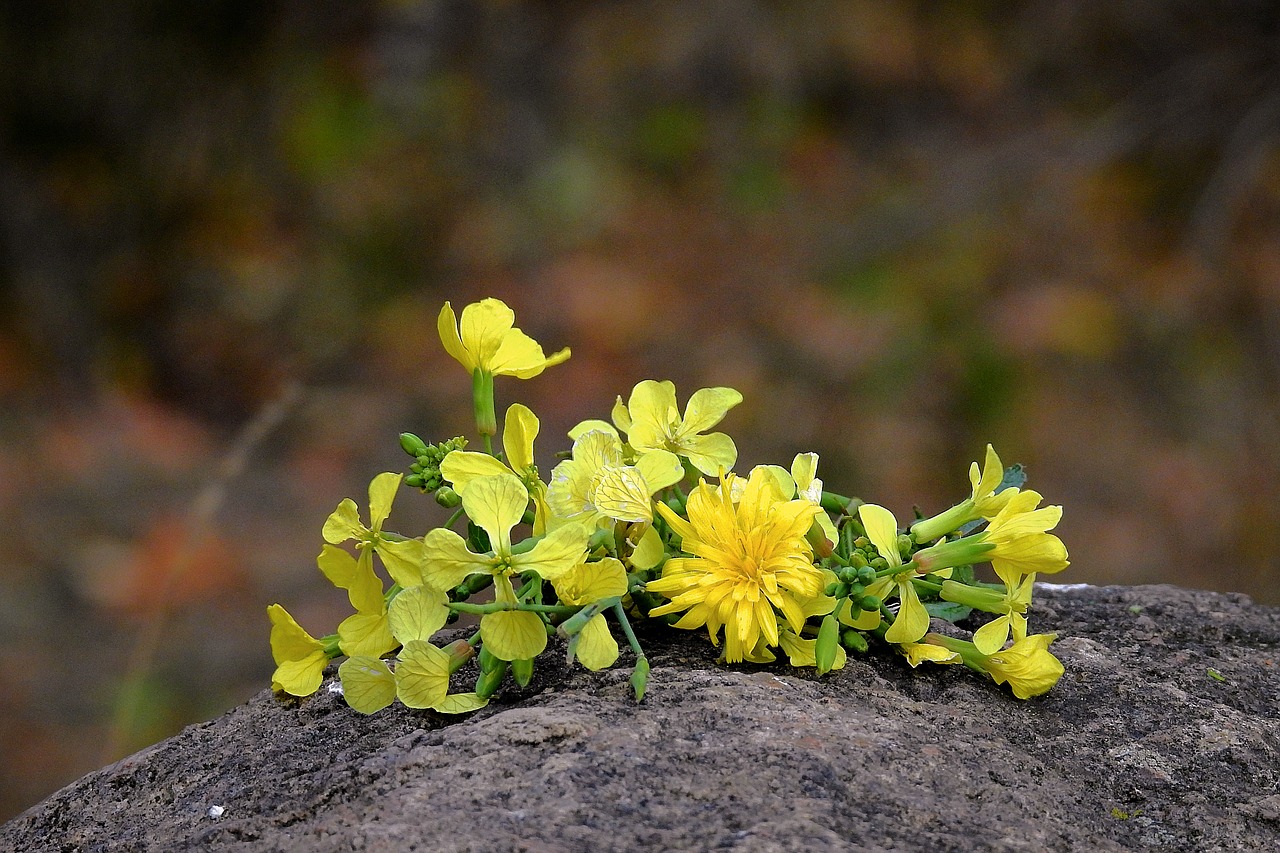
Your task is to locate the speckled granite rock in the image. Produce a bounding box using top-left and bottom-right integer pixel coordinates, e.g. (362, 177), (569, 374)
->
(5, 584), (1280, 852)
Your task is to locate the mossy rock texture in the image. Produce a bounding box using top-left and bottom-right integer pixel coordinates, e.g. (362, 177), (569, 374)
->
(5, 584), (1280, 852)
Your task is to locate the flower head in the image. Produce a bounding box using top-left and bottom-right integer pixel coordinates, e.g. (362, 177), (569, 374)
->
(323, 472), (424, 589)
(910, 444), (1020, 543)
(646, 467), (824, 662)
(858, 504), (932, 645)
(550, 557), (629, 670)
(984, 489), (1069, 576)
(267, 604), (329, 696)
(437, 298), (570, 378)
(422, 473), (588, 660)
(608, 380), (742, 476)
(441, 403), (552, 533)
(981, 633), (1065, 699)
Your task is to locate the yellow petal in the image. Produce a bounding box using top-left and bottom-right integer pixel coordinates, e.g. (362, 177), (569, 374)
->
(610, 396), (632, 433)
(271, 651), (328, 697)
(437, 301), (475, 371)
(680, 386), (743, 434)
(376, 537), (425, 588)
(573, 614), (620, 670)
(367, 472), (402, 531)
(395, 640), (451, 709)
(858, 504), (902, 569)
(567, 419), (618, 441)
(836, 598), (882, 630)
(461, 473), (528, 554)
(458, 298), (515, 369)
(316, 545), (384, 615)
(629, 525), (665, 570)
(552, 556), (628, 606)
(338, 656), (396, 714)
(267, 603), (324, 665)
(680, 432), (738, 476)
(884, 581), (930, 645)
(634, 449), (683, 492)
(432, 692), (489, 714)
(440, 450), (511, 493)
(625, 380), (679, 450)
(491, 328), (567, 378)
(750, 464), (795, 501)
(480, 610), (548, 660)
(502, 403), (539, 472)
(513, 523), (589, 581)
(322, 498), (365, 544)
(902, 643), (961, 667)
(422, 528), (493, 590)
(779, 630), (848, 670)
(791, 453), (819, 494)
(388, 585), (449, 645)
(592, 465), (654, 522)
(338, 611), (397, 658)
(974, 615), (1012, 655)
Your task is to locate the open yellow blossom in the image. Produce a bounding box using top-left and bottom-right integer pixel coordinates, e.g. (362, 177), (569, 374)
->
(984, 489), (1069, 576)
(608, 380), (742, 476)
(981, 633), (1065, 699)
(322, 472), (424, 589)
(267, 604), (329, 696)
(422, 473), (588, 660)
(857, 504), (932, 645)
(646, 467), (824, 663)
(437, 298), (570, 378)
(910, 444), (1021, 543)
(551, 557), (628, 670)
(441, 403), (551, 533)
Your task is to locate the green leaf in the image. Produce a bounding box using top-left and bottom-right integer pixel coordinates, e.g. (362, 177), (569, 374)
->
(467, 520), (492, 554)
(924, 600), (972, 623)
(338, 656), (396, 714)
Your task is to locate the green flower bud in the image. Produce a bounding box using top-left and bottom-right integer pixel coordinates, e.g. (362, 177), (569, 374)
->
(841, 630), (869, 653)
(399, 432), (430, 458)
(815, 614), (839, 675)
(837, 566), (859, 584)
(435, 486), (461, 508)
(860, 594), (882, 612)
(404, 474), (426, 489)
(856, 565), (877, 585)
(631, 657), (650, 701)
(511, 657), (534, 687)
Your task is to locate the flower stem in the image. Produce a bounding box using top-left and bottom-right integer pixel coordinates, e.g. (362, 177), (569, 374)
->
(447, 600), (580, 616)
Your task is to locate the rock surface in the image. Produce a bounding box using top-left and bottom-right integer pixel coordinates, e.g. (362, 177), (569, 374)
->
(5, 584), (1280, 852)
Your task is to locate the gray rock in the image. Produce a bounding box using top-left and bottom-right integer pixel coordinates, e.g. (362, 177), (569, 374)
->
(5, 584), (1280, 852)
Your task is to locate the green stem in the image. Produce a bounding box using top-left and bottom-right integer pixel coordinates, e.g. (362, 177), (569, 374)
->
(321, 633), (342, 658)
(821, 491), (862, 516)
(482, 433), (494, 456)
(912, 578), (944, 594)
(445, 506), (467, 529)
(613, 602), (645, 659)
(447, 600), (580, 616)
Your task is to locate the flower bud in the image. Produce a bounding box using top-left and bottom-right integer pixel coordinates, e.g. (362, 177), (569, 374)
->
(511, 657), (535, 687)
(435, 487), (461, 508)
(399, 432), (430, 458)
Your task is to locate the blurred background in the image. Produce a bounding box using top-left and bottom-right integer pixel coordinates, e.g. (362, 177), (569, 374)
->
(3, 0), (1280, 820)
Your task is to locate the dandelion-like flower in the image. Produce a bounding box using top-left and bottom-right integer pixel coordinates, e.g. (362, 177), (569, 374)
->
(646, 468), (826, 662)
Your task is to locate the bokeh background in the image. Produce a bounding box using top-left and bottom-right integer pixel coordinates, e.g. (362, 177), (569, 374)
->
(4, 0), (1280, 820)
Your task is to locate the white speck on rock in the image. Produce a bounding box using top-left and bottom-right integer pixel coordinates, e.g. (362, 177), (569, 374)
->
(1035, 582), (1094, 591)
(327, 681), (344, 695)
(207, 805), (225, 819)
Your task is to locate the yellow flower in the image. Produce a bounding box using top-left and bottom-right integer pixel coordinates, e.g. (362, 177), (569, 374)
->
(322, 472), (424, 589)
(901, 641), (962, 667)
(550, 557), (629, 670)
(910, 444), (1021, 543)
(856, 504), (932, 645)
(267, 604), (329, 696)
(547, 431), (681, 525)
(422, 473), (588, 660)
(939, 568), (1036, 655)
(646, 468), (823, 663)
(981, 633), (1065, 699)
(441, 403), (551, 533)
(984, 490), (1069, 576)
(437, 298), (570, 378)
(612, 380), (742, 476)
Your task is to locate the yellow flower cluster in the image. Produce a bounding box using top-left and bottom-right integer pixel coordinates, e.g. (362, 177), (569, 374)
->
(268, 297), (1073, 713)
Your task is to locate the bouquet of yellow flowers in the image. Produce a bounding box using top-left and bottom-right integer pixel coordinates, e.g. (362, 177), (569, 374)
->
(269, 297), (1070, 714)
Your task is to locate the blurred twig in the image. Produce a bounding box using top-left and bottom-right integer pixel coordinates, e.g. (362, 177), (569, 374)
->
(103, 381), (305, 763)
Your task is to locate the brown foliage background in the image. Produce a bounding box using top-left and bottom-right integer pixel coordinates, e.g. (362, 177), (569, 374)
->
(2, 0), (1279, 821)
